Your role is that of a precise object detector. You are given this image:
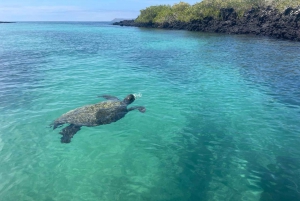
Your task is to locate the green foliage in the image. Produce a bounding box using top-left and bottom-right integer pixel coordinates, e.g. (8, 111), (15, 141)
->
(271, 0), (300, 11)
(172, 2), (192, 21)
(135, 0), (300, 24)
(135, 5), (172, 23)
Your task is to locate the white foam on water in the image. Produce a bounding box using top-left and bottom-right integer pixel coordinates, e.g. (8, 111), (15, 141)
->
(133, 93), (142, 99)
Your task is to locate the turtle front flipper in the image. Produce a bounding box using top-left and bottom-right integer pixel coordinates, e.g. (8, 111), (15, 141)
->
(59, 124), (81, 143)
(128, 106), (146, 113)
(98, 95), (120, 101)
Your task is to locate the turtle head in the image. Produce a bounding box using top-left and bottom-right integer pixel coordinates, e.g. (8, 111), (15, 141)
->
(123, 94), (135, 105)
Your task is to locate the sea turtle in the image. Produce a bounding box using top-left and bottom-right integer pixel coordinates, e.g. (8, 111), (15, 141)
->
(51, 94), (146, 143)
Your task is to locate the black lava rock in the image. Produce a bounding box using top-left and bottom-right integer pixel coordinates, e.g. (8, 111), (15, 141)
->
(113, 7), (300, 41)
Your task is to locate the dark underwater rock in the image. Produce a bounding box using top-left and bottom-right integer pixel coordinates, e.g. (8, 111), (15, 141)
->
(113, 7), (300, 41)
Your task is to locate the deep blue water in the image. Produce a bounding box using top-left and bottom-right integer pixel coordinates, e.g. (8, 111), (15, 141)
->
(0, 22), (300, 201)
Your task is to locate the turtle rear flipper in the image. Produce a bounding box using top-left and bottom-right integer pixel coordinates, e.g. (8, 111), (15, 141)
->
(60, 124), (81, 143)
(52, 122), (63, 130)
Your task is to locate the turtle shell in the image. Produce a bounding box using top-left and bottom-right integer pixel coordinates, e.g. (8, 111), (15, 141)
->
(53, 100), (128, 127)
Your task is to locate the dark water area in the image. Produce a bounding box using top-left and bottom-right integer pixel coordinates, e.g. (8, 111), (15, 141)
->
(230, 37), (300, 108)
(0, 22), (299, 201)
(0, 49), (46, 109)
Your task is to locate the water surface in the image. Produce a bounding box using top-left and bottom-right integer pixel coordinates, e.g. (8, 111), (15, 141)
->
(0, 22), (300, 201)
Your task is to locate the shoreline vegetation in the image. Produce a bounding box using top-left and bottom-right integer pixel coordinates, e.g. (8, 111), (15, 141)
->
(0, 21), (15, 23)
(113, 0), (300, 41)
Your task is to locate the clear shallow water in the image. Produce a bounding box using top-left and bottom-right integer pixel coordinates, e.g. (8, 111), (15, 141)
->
(0, 22), (300, 201)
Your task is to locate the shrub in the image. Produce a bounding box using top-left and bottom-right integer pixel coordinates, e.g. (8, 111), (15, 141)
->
(134, 0), (300, 23)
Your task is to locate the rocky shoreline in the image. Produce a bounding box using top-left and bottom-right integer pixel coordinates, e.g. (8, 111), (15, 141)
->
(113, 6), (300, 41)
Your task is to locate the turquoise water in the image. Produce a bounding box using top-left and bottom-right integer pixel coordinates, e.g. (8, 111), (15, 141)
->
(0, 22), (300, 201)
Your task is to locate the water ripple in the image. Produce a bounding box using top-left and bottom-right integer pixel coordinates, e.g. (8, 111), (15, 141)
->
(0, 22), (300, 201)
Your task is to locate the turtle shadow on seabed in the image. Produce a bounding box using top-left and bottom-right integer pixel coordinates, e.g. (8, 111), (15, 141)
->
(50, 94), (146, 143)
